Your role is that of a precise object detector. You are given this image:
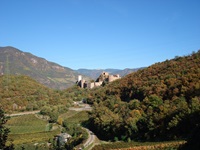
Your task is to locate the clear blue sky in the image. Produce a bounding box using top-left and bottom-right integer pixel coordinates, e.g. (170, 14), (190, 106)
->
(0, 0), (200, 69)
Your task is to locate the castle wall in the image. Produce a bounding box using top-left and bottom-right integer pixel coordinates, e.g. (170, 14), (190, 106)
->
(80, 79), (85, 88)
(94, 81), (103, 87)
(108, 74), (120, 82)
(76, 72), (121, 89)
(78, 75), (82, 82)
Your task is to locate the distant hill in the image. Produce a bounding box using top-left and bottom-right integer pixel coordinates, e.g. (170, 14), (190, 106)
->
(0, 46), (90, 89)
(76, 68), (143, 80)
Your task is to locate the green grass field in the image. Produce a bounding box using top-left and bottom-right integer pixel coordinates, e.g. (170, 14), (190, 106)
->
(59, 110), (79, 120)
(63, 111), (89, 124)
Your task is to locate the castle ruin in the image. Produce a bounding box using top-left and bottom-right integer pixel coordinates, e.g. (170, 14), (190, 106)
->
(77, 72), (121, 89)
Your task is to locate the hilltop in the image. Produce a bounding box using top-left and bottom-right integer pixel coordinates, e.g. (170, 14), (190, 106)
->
(0, 46), (90, 89)
(86, 50), (200, 145)
(88, 51), (200, 103)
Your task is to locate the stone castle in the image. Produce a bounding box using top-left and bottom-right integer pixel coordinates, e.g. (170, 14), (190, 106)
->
(77, 72), (121, 89)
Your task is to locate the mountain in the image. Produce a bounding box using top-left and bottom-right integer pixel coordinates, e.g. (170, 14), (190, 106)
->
(114, 68), (145, 77)
(86, 50), (200, 142)
(0, 46), (89, 89)
(76, 68), (144, 80)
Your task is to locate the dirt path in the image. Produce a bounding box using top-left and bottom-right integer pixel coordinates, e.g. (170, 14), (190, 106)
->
(6, 104), (91, 117)
(6, 110), (40, 117)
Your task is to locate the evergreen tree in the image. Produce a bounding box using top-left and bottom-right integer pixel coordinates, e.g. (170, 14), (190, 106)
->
(0, 107), (14, 150)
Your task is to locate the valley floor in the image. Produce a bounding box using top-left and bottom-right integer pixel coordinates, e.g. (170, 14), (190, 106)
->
(6, 105), (186, 150)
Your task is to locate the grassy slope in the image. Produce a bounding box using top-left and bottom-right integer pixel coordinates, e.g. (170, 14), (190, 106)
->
(63, 111), (89, 124)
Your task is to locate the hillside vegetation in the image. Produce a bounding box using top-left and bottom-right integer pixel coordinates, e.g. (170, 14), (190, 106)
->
(0, 75), (72, 113)
(86, 51), (200, 146)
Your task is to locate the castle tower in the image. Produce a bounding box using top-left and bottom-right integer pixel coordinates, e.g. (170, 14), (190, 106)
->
(78, 75), (82, 82)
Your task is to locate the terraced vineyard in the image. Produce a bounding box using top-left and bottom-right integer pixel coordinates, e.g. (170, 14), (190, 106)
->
(92, 141), (186, 150)
(6, 114), (60, 146)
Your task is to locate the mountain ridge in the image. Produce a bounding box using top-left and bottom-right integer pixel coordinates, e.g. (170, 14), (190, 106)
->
(0, 46), (144, 89)
(0, 46), (90, 89)
(75, 68), (144, 80)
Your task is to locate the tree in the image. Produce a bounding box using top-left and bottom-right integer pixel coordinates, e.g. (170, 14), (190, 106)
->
(49, 111), (59, 123)
(0, 107), (14, 149)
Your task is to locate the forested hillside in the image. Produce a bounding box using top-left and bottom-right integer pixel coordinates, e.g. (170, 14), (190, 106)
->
(0, 75), (72, 113)
(86, 51), (200, 145)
